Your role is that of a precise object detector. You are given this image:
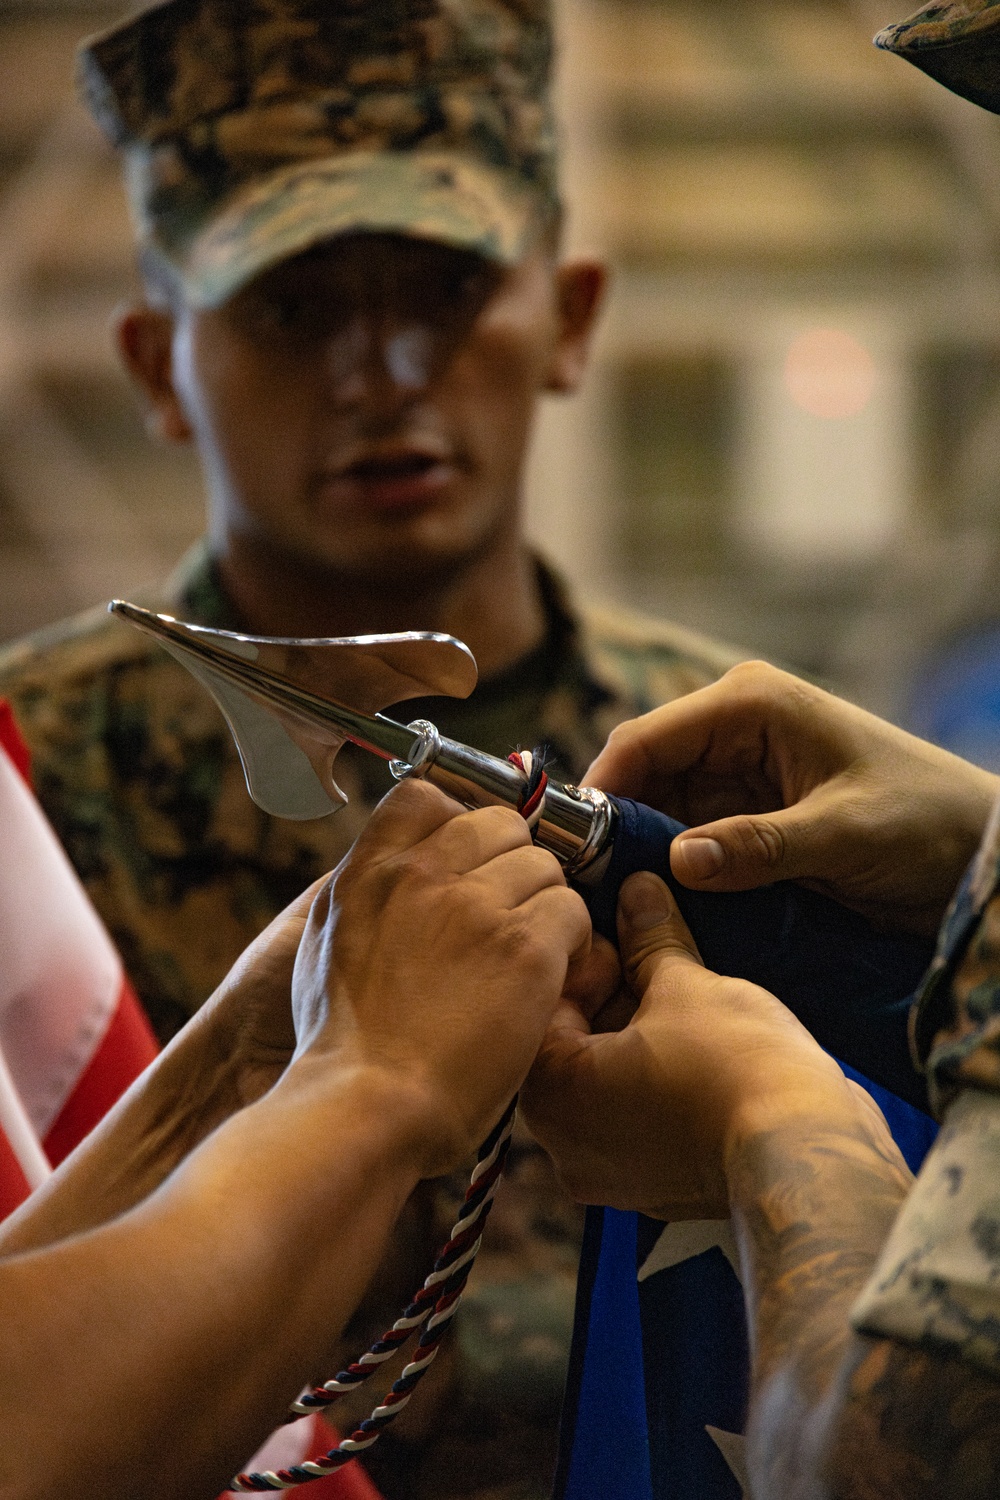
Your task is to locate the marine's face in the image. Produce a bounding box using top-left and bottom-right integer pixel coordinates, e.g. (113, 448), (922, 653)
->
(127, 232), (604, 588)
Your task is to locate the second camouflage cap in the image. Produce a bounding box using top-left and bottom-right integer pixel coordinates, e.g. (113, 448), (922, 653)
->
(875, 2), (1000, 114)
(78, 0), (558, 309)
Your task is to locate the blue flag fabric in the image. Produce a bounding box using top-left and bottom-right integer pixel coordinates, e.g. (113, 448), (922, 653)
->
(553, 799), (940, 1500)
(557, 1083), (936, 1500)
(585, 801), (935, 1110)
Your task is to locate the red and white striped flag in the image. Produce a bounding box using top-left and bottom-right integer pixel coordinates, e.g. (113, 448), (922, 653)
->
(0, 701), (157, 1209)
(0, 703), (382, 1499)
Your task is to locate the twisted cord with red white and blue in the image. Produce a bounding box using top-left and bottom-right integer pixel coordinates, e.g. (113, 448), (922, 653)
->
(507, 747), (550, 831)
(229, 1099), (516, 1490)
(230, 749), (548, 1491)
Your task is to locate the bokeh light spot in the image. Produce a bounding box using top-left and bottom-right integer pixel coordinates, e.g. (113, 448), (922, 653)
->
(783, 328), (877, 420)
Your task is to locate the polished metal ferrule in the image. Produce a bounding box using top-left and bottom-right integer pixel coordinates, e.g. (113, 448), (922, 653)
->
(391, 720), (616, 878)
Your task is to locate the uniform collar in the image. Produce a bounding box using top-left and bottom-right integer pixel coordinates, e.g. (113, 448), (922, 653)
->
(164, 536), (618, 712)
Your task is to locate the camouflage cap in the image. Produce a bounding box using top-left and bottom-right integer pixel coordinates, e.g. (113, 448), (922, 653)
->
(77, 0), (559, 309)
(875, 2), (1000, 114)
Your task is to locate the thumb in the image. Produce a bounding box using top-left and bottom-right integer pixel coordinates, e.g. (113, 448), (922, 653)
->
(670, 803), (822, 892)
(616, 871), (704, 997)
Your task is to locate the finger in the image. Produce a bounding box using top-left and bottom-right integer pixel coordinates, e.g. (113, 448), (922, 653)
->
(543, 995), (598, 1049)
(520, 1013), (614, 1192)
(562, 934), (621, 1023)
(669, 791), (840, 893)
(472, 842), (567, 910)
(353, 778), (463, 862)
(520, 884), (593, 971)
(584, 698), (717, 804)
(590, 985), (640, 1035)
(421, 800), (532, 875)
(522, 1002), (601, 1117)
(584, 661), (786, 800)
(616, 872), (704, 997)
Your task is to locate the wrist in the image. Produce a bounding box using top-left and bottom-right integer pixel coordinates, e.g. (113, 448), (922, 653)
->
(276, 1047), (456, 1181)
(722, 1063), (911, 1239)
(722, 1052), (872, 1189)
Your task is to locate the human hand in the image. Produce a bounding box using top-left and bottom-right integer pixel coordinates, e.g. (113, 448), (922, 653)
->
(522, 870), (868, 1220)
(290, 778), (592, 1176)
(586, 660), (999, 936)
(199, 877), (327, 1110)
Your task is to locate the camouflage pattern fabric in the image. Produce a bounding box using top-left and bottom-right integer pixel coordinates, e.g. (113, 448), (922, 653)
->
(910, 795), (1000, 1116)
(851, 1086), (1000, 1378)
(0, 542), (744, 1500)
(875, 2), (1000, 115)
(851, 796), (1000, 1379)
(77, 0), (559, 308)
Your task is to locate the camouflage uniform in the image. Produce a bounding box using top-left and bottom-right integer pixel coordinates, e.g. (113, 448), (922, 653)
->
(0, 544), (743, 1500)
(849, 0), (1000, 1388)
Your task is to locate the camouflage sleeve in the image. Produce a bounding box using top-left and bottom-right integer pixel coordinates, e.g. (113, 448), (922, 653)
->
(850, 853), (1000, 1378)
(850, 1087), (1000, 1378)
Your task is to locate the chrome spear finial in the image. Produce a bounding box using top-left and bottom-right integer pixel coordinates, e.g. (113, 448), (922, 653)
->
(108, 601), (478, 818)
(109, 601), (614, 874)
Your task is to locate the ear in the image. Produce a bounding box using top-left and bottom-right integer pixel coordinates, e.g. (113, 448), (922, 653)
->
(545, 259), (609, 395)
(114, 303), (193, 444)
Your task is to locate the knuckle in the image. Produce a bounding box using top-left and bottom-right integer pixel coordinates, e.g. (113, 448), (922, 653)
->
(598, 717), (647, 772)
(604, 719), (636, 752)
(387, 777), (450, 822)
(461, 803), (531, 851)
(743, 816), (786, 867)
(331, 855), (363, 901)
(784, 674), (826, 719)
(724, 659), (775, 693)
(333, 855), (392, 914)
(396, 847), (447, 892)
(487, 804), (533, 843)
(523, 845), (565, 883)
(628, 930), (685, 970)
(553, 1163), (593, 1206)
(503, 913), (553, 972)
(389, 776), (435, 809)
(724, 658), (800, 711)
(625, 945), (674, 993)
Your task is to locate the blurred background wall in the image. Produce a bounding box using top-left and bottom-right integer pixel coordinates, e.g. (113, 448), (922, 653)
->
(5, 0), (1000, 752)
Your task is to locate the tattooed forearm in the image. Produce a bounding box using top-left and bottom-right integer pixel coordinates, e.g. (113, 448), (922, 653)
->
(732, 1109), (1000, 1498)
(728, 1109), (911, 1497)
(734, 1112), (911, 1384)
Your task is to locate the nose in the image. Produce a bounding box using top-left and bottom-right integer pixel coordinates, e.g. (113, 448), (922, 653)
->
(324, 314), (438, 410)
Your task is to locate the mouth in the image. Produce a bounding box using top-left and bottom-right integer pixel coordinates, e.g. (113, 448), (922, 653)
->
(316, 448), (457, 513)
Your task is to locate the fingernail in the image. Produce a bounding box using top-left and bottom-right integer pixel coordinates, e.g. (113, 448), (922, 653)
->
(676, 837), (725, 881)
(618, 872), (672, 930)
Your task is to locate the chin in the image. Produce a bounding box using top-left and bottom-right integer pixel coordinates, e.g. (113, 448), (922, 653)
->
(311, 518), (501, 590)
(332, 545), (479, 594)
